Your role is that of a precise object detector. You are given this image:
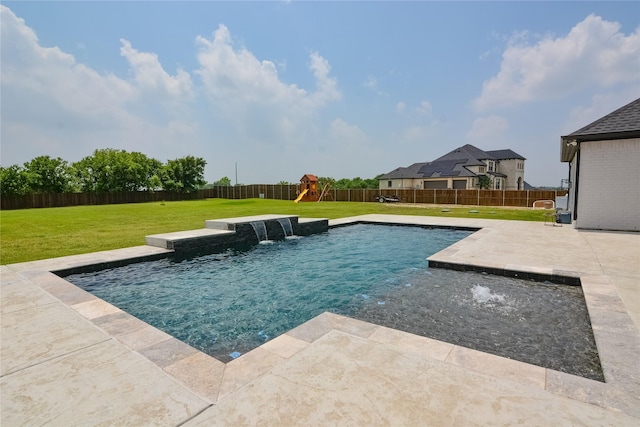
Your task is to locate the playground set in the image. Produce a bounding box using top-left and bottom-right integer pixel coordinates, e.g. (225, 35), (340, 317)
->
(294, 174), (332, 203)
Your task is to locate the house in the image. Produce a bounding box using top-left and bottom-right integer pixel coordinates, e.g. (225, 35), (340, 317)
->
(379, 144), (526, 190)
(560, 97), (640, 232)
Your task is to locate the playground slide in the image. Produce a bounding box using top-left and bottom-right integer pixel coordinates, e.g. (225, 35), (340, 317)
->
(294, 188), (308, 203)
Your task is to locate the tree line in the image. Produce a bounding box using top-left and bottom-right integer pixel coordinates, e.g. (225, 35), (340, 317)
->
(0, 149), (206, 196)
(0, 149), (382, 196)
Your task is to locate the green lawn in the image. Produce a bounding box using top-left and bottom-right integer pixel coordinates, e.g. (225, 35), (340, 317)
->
(0, 199), (548, 265)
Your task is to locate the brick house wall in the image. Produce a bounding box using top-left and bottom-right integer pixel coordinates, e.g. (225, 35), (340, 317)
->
(575, 138), (640, 231)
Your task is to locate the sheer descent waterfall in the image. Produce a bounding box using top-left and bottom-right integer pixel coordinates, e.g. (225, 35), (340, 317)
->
(250, 221), (270, 243)
(278, 218), (294, 238)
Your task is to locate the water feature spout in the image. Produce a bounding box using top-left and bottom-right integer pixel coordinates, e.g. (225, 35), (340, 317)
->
(277, 218), (294, 238)
(250, 221), (270, 243)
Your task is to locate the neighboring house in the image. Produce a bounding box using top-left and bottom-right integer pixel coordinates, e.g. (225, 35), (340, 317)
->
(560, 97), (640, 232)
(379, 144), (526, 190)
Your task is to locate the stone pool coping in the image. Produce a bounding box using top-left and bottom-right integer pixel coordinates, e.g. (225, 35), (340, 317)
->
(2, 214), (639, 425)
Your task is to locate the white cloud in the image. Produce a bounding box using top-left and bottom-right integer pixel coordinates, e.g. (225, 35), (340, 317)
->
(364, 75), (378, 90)
(363, 74), (388, 96)
(0, 6), (135, 116)
(195, 25), (339, 115)
(474, 14), (640, 110)
(0, 5), (199, 165)
(416, 100), (432, 115)
(395, 101), (406, 113)
(195, 25), (306, 108)
(120, 39), (193, 98)
(466, 115), (509, 141)
(329, 118), (367, 146)
(403, 125), (428, 141)
(193, 24), (341, 149)
(308, 51), (341, 106)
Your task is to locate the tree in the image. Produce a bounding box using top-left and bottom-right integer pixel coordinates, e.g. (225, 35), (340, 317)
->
(317, 176), (336, 191)
(161, 156), (207, 193)
(330, 176), (378, 190)
(477, 175), (492, 190)
(212, 176), (232, 186)
(0, 165), (29, 196)
(23, 155), (73, 193)
(73, 149), (162, 192)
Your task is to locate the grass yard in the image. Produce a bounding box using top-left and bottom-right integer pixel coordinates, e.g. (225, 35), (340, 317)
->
(0, 198), (549, 265)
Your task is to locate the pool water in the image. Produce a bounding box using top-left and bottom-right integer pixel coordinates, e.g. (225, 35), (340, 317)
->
(65, 223), (603, 380)
(67, 224), (471, 361)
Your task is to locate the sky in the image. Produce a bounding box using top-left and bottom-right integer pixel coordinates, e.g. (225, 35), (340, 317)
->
(1, 1), (639, 187)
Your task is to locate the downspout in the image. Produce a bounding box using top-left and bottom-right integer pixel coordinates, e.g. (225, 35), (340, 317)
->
(573, 144), (581, 221)
(566, 162), (572, 209)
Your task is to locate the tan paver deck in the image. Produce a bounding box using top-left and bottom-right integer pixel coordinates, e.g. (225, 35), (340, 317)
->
(2, 214), (639, 425)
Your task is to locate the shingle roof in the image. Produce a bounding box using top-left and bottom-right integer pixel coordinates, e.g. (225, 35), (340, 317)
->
(564, 97), (640, 140)
(418, 159), (477, 178)
(560, 97), (640, 162)
(486, 149), (526, 160)
(379, 162), (427, 179)
(379, 144), (525, 180)
(434, 144), (493, 163)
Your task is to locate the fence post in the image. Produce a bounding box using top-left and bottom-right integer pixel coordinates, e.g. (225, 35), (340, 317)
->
(477, 188), (480, 206)
(502, 190), (505, 206)
(526, 190), (529, 207)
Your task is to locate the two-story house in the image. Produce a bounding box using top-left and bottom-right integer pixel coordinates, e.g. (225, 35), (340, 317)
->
(379, 144), (526, 190)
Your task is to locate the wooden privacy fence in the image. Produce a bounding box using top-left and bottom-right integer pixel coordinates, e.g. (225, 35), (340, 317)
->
(320, 188), (565, 207)
(1, 185), (567, 210)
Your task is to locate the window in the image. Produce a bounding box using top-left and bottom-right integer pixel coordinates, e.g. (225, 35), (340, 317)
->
(487, 161), (495, 172)
(387, 180), (392, 188)
(495, 179), (501, 190)
(479, 166), (486, 173)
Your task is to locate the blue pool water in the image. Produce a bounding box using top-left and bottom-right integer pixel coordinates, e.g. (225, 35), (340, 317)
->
(65, 223), (603, 380)
(67, 224), (472, 361)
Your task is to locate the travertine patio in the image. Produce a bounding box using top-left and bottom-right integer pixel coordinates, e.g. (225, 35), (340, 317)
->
(1, 214), (638, 425)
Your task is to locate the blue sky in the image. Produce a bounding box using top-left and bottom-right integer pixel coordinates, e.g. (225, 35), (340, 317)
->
(1, 1), (638, 186)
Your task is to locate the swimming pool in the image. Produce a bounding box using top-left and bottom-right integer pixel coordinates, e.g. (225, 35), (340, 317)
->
(64, 223), (602, 380)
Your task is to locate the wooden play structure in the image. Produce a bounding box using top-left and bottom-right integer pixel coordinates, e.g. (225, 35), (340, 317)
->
(295, 174), (319, 203)
(294, 174), (333, 203)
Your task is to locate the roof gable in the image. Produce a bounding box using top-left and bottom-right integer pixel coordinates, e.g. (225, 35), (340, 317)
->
(434, 144), (493, 163)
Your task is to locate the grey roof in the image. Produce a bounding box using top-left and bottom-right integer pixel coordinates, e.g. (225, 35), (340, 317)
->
(418, 159), (477, 178)
(379, 162), (427, 179)
(486, 149), (526, 160)
(380, 144), (525, 180)
(561, 97), (640, 162)
(563, 97), (640, 140)
(434, 144), (493, 163)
